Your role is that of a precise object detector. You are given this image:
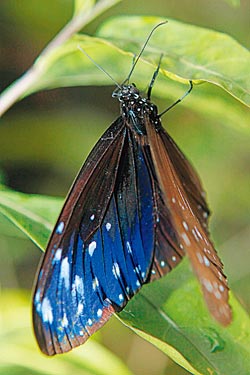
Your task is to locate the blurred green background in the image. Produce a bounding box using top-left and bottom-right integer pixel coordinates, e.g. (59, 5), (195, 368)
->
(0, 1), (249, 374)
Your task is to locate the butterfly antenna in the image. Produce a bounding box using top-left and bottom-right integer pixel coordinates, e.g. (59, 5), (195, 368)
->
(78, 45), (122, 89)
(159, 80), (193, 117)
(124, 20), (168, 84)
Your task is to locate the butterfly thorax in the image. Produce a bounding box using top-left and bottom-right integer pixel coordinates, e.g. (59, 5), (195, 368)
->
(113, 83), (161, 135)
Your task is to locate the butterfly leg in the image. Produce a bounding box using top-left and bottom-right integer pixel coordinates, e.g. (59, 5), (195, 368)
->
(147, 54), (163, 100)
(159, 80), (193, 117)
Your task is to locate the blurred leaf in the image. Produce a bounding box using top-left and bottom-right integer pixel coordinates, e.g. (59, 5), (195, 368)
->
(97, 16), (250, 106)
(0, 290), (133, 375)
(0, 187), (63, 250)
(223, 0), (240, 6)
(1, 188), (250, 374)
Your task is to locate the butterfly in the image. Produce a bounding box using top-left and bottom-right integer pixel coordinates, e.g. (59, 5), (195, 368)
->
(33, 23), (232, 356)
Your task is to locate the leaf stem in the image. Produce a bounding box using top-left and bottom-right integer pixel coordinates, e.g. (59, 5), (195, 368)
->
(0, 0), (120, 117)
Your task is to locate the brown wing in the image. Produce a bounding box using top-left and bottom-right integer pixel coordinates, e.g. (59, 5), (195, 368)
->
(145, 119), (231, 326)
(160, 127), (210, 231)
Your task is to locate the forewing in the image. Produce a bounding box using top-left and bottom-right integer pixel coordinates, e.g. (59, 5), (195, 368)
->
(145, 119), (231, 326)
(33, 119), (155, 355)
(33, 117), (124, 355)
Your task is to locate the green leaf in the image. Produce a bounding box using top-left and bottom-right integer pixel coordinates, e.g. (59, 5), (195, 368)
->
(0, 290), (133, 375)
(119, 263), (250, 375)
(1, 16), (249, 118)
(26, 16), (250, 105)
(97, 16), (250, 106)
(25, 35), (127, 94)
(0, 187), (63, 250)
(1, 187), (250, 374)
(21, 29), (249, 137)
(16, 16), (250, 107)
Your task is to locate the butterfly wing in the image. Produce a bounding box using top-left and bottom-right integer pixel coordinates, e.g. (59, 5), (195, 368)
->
(33, 118), (155, 355)
(145, 119), (231, 326)
(160, 127), (210, 230)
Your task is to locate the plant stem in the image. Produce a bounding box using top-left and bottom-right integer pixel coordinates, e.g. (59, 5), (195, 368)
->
(0, 0), (120, 117)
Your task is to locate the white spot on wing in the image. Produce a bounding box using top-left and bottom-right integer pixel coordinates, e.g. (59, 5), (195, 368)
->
(204, 255), (210, 267)
(90, 214), (95, 221)
(196, 252), (203, 264)
(88, 241), (97, 256)
(112, 262), (120, 278)
(192, 228), (199, 242)
(119, 294), (124, 301)
(54, 248), (62, 261)
(219, 285), (225, 292)
(181, 233), (191, 247)
(35, 290), (40, 304)
(56, 221), (64, 234)
(134, 266), (139, 274)
(106, 222), (111, 231)
(215, 290), (221, 299)
(126, 241), (132, 253)
(218, 271), (223, 281)
(195, 228), (203, 240)
(203, 279), (213, 293)
(75, 275), (84, 295)
(88, 318), (93, 326)
(97, 308), (102, 317)
(204, 247), (211, 255)
(60, 257), (70, 289)
(182, 221), (189, 231)
(41, 297), (53, 324)
(77, 303), (83, 314)
(62, 313), (68, 328)
(92, 277), (99, 291)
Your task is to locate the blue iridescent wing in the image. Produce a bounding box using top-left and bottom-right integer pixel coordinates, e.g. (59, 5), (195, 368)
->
(33, 117), (155, 355)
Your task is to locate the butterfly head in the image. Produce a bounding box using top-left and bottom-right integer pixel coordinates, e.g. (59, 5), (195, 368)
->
(112, 83), (140, 102)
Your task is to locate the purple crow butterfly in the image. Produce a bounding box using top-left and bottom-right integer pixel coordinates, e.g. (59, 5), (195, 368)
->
(33, 22), (231, 356)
